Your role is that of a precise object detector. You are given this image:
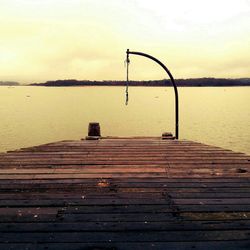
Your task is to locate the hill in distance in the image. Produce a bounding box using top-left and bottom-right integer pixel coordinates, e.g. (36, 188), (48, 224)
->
(29, 78), (250, 87)
(0, 81), (20, 86)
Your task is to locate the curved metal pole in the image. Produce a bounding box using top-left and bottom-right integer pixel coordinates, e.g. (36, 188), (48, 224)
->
(126, 49), (179, 139)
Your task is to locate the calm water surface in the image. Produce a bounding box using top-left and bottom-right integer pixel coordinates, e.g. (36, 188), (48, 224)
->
(0, 86), (249, 154)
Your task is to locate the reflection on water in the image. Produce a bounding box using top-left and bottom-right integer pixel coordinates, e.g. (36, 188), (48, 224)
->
(0, 86), (249, 154)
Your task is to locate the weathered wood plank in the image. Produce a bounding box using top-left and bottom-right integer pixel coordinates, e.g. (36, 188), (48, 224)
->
(0, 166), (249, 174)
(0, 177), (249, 184)
(0, 241), (249, 250)
(1, 220), (250, 232)
(1, 172), (250, 179)
(1, 230), (250, 242)
(0, 241), (248, 250)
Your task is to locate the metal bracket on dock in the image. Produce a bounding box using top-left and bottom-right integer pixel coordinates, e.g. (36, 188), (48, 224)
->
(162, 132), (175, 140)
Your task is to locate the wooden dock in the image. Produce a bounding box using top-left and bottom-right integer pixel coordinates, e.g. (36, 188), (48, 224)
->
(0, 137), (250, 249)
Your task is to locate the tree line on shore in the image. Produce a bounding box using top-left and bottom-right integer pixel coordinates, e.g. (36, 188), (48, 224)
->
(29, 78), (250, 87)
(0, 81), (19, 86)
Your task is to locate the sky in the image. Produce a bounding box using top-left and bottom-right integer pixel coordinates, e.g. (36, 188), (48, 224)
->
(0, 0), (250, 84)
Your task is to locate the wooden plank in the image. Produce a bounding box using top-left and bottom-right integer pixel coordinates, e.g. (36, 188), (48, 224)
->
(0, 177), (249, 184)
(3, 151), (246, 156)
(1, 200), (250, 213)
(1, 172), (250, 179)
(1, 220), (250, 232)
(45, 205), (250, 214)
(0, 164), (249, 171)
(1, 185), (250, 194)
(0, 160), (248, 166)
(0, 241), (249, 250)
(0, 166), (249, 174)
(0, 230), (250, 242)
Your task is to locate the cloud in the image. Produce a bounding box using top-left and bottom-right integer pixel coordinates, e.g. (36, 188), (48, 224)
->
(0, 0), (250, 82)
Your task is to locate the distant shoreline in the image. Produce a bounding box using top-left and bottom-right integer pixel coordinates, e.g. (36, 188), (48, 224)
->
(29, 78), (250, 87)
(1, 78), (250, 87)
(0, 81), (19, 86)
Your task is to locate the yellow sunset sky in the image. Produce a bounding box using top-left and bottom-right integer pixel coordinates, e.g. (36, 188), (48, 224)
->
(1, 0), (250, 84)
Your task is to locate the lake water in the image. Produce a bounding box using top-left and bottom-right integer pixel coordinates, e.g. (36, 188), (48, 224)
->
(0, 86), (249, 154)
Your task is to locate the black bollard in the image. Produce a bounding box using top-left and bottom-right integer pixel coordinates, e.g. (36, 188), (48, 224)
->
(86, 122), (101, 140)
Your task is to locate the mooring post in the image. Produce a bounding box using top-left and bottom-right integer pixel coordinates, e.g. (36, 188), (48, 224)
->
(86, 122), (101, 140)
